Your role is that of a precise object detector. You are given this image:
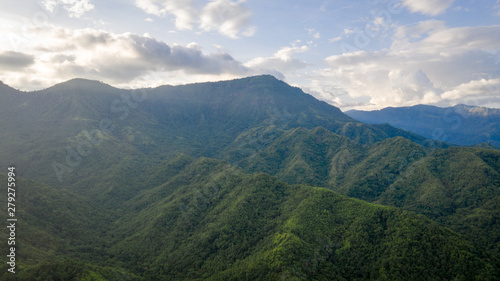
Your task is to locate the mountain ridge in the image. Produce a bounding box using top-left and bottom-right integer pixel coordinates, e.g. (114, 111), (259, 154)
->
(346, 104), (500, 147)
(0, 75), (443, 192)
(1, 75), (499, 279)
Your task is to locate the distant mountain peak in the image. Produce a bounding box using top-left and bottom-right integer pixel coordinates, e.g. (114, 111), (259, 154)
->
(46, 78), (118, 93)
(224, 74), (286, 88)
(235, 74), (279, 81)
(222, 74), (283, 86)
(58, 78), (113, 87)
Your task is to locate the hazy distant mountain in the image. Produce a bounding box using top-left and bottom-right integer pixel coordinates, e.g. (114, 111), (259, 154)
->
(346, 104), (500, 147)
(0, 76), (498, 280)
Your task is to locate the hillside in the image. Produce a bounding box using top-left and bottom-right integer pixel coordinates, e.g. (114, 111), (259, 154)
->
(0, 76), (498, 279)
(0, 173), (140, 280)
(108, 157), (496, 280)
(223, 127), (500, 266)
(0, 160), (496, 280)
(0, 75), (437, 202)
(346, 104), (500, 147)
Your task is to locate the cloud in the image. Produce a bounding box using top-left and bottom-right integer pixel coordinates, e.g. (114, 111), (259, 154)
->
(441, 78), (500, 101)
(244, 46), (309, 79)
(343, 28), (356, 35)
(400, 0), (455, 16)
(134, 0), (255, 38)
(494, 0), (500, 16)
(393, 20), (446, 40)
(307, 28), (320, 39)
(314, 22), (500, 109)
(134, 0), (197, 30)
(42, 0), (95, 18)
(0, 51), (35, 70)
(0, 27), (250, 89)
(392, 24), (500, 58)
(200, 0), (255, 38)
(50, 54), (76, 63)
(329, 36), (342, 43)
(76, 30), (248, 79)
(387, 69), (441, 105)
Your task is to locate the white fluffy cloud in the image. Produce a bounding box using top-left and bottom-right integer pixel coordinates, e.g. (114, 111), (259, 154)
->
(200, 0), (255, 38)
(244, 46), (309, 79)
(0, 26), (250, 89)
(134, 0), (196, 30)
(42, 0), (94, 18)
(134, 0), (255, 38)
(401, 0), (455, 16)
(441, 79), (500, 104)
(313, 21), (500, 109)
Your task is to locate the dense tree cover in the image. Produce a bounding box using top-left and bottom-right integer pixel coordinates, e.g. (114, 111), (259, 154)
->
(224, 127), (500, 275)
(0, 174), (110, 260)
(0, 174), (137, 280)
(0, 76), (498, 279)
(0, 259), (141, 281)
(0, 76), (437, 194)
(1, 159), (496, 280)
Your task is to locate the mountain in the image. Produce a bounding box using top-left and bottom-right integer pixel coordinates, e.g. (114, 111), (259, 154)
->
(107, 157), (495, 280)
(0, 76), (499, 279)
(0, 75), (440, 204)
(0, 159), (496, 280)
(222, 126), (500, 264)
(346, 104), (500, 148)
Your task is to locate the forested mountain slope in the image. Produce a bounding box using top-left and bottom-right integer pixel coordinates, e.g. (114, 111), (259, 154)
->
(223, 126), (500, 268)
(1, 159), (496, 280)
(0, 76), (498, 280)
(0, 75), (438, 202)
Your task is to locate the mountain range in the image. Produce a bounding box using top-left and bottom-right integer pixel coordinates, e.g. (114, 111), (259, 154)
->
(346, 104), (500, 148)
(0, 75), (498, 280)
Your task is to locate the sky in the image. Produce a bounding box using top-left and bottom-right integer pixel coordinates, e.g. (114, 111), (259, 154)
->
(1, 0), (500, 110)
